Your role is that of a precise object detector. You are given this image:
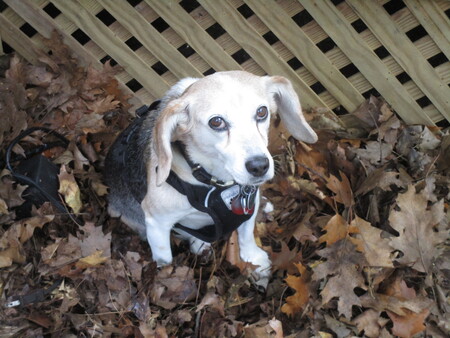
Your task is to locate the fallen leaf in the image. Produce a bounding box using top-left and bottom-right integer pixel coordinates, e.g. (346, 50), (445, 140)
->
(150, 265), (197, 310)
(85, 94), (120, 114)
(281, 263), (310, 317)
(385, 277), (417, 300)
(324, 314), (352, 338)
(0, 215), (54, 267)
(196, 291), (225, 316)
(270, 241), (302, 273)
(355, 166), (404, 196)
(313, 239), (367, 318)
(359, 293), (432, 316)
(226, 231), (258, 273)
(319, 214), (349, 246)
(418, 126), (440, 151)
(268, 318), (283, 338)
(349, 216), (393, 267)
(78, 250), (108, 266)
(0, 198), (8, 215)
(387, 308), (429, 338)
(389, 185), (447, 272)
(352, 95), (383, 129)
(354, 141), (394, 167)
(58, 165), (82, 213)
(287, 176), (326, 200)
(325, 171), (354, 207)
(78, 222), (111, 258)
(0, 170), (27, 208)
(353, 309), (388, 338)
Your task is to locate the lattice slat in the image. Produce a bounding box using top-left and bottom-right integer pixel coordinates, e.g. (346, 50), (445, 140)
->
(348, 0), (450, 121)
(299, 0), (432, 125)
(0, 0), (449, 124)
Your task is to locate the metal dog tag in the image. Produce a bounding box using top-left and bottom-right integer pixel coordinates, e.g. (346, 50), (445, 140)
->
(239, 185), (257, 215)
(229, 185), (257, 215)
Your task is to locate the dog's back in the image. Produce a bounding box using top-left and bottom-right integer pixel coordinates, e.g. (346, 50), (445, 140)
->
(104, 109), (158, 236)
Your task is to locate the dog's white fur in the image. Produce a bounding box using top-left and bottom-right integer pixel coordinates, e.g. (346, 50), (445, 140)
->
(111, 71), (317, 289)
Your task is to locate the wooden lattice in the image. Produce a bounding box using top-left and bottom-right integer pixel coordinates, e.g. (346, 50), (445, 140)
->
(1, 0), (449, 125)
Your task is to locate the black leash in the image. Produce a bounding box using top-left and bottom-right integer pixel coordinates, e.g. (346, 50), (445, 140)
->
(5, 127), (70, 215)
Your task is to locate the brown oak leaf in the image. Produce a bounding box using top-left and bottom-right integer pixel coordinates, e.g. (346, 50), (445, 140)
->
(387, 308), (429, 338)
(353, 309), (389, 338)
(281, 263), (310, 317)
(349, 216), (393, 267)
(383, 277), (430, 338)
(150, 265), (197, 310)
(325, 171), (354, 207)
(319, 214), (350, 246)
(313, 239), (367, 318)
(388, 185), (446, 273)
(355, 166), (404, 196)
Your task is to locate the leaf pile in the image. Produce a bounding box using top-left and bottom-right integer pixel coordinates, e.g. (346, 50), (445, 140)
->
(0, 34), (449, 337)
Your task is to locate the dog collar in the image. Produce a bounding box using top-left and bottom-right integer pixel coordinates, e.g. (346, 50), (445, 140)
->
(174, 141), (235, 188)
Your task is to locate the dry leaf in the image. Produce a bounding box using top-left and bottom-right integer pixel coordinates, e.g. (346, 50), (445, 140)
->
(197, 291), (225, 316)
(389, 185), (446, 272)
(281, 263), (310, 317)
(313, 239), (367, 318)
(355, 166), (404, 196)
(58, 165), (82, 214)
(360, 293), (432, 316)
(325, 171), (354, 207)
(270, 241), (302, 273)
(85, 94), (120, 114)
(387, 308), (429, 338)
(226, 231), (258, 273)
(78, 250), (108, 266)
(354, 141), (394, 167)
(0, 215), (54, 267)
(268, 318), (283, 338)
(349, 216), (393, 267)
(319, 214), (349, 246)
(78, 222), (111, 258)
(150, 265), (197, 310)
(353, 309), (388, 338)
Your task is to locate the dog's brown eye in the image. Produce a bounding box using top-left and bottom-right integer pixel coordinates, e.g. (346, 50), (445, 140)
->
(208, 116), (227, 131)
(256, 106), (268, 121)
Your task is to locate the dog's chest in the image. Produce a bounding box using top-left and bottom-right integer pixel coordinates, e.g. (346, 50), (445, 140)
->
(177, 209), (214, 230)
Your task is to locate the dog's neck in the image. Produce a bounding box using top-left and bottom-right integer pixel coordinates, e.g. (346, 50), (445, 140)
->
(171, 141), (235, 187)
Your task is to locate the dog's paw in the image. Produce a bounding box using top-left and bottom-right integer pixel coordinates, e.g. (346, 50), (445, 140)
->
(152, 253), (173, 267)
(250, 269), (270, 292)
(240, 246), (271, 291)
(189, 238), (212, 256)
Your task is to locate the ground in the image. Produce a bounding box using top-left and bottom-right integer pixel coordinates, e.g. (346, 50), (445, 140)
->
(0, 34), (449, 337)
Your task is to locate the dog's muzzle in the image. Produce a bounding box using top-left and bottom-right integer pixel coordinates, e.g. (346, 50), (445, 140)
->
(245, 156), (270, 177)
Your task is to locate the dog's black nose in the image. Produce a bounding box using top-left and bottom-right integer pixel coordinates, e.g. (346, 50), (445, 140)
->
(245, 156), (269, 177)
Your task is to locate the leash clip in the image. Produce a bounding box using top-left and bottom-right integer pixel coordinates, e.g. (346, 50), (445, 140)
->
(240, 185), (257, 215)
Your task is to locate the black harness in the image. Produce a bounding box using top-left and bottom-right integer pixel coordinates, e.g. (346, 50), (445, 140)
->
(137, 103), (258, 243)
(168, 142), (258, 242)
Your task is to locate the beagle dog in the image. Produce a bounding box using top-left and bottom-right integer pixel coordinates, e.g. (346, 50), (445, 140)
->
(104, 71), (317, 289)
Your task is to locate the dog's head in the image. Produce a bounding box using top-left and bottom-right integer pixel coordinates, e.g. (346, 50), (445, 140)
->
(153, 71), (317, 186)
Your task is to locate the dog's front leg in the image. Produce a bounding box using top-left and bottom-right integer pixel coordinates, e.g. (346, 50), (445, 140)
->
(237, 200), (271, 290)
(144, 214), (174, 266)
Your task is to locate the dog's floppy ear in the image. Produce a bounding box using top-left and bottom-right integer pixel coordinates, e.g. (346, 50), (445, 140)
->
(265, 76), (318, 143)
(153, 100), (188, 186)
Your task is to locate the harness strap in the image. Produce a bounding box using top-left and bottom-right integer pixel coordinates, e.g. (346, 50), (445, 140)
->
(167, 170), (225, 242)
